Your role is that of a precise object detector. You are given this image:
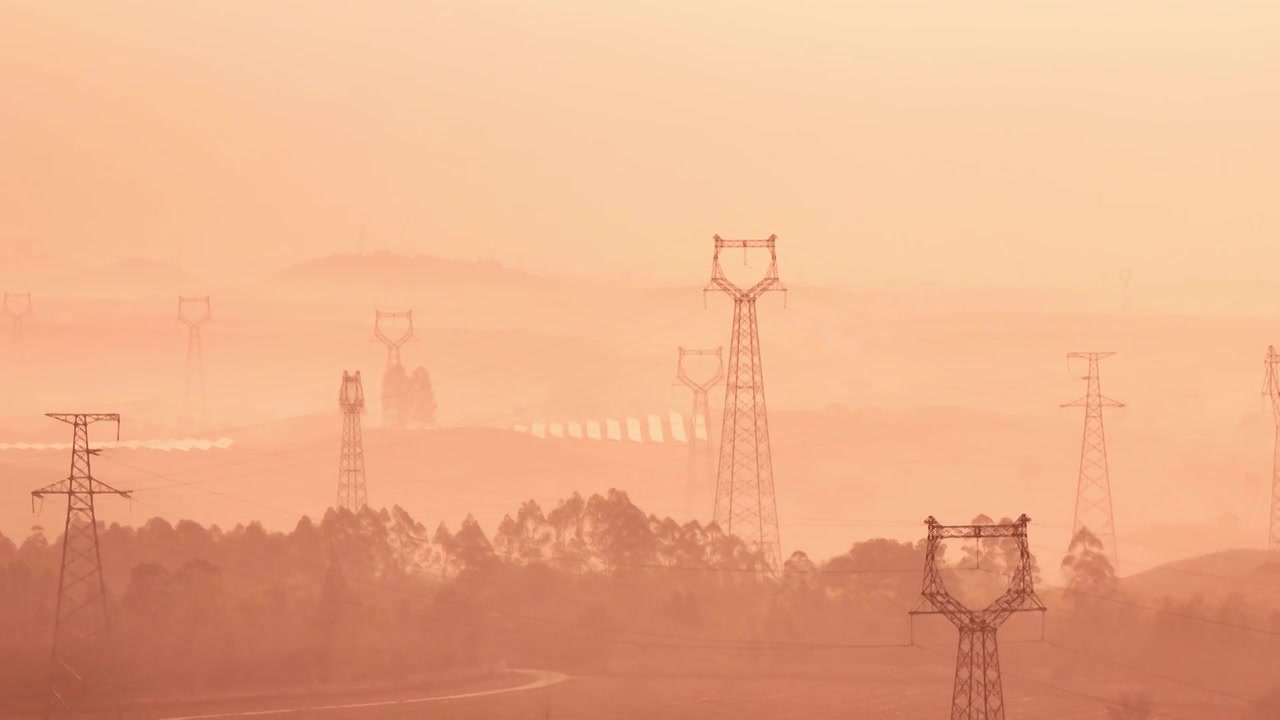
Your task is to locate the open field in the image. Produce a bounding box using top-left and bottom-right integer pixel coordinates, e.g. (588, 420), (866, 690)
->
(129, 661), (1235, 720)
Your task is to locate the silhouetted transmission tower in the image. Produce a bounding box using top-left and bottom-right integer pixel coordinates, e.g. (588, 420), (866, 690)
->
(337, 370), (368, 511)
(674, 346), (724, 519)
(1062, 352), (1123, 566)
(373, 309), (414, 428)
(3, 291), (32, 363)
(910, 514), (1046, 720)
(178, 296), (211, 428)
(1262, 346), (1280, 551)
(704, 234), (786, 568)
(31, 413), (130, 719)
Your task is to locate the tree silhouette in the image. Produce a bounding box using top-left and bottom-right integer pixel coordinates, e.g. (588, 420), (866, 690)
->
(1062, 526), (1118, 597)
(409, 366), (437, 426)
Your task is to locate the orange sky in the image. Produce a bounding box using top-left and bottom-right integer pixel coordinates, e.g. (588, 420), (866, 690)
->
(2, 1), (1277, 288)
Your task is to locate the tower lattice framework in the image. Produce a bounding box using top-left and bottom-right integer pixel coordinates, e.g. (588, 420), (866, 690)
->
(674, 346), (724, 519)
(704, 234), (786, 568)
(31, 413), (130, 719)
(373, 310), (414, 428)
(1262, 346), (1280, 551)
(4, 291), (32, 363)
(1062, 352), (1123, 566)
(910, 515), (1046, 720)
(337, 370), (368, 511)
(178, 296), (211, 428)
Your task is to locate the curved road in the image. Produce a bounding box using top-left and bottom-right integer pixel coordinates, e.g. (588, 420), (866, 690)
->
(156, 669), (570, 720)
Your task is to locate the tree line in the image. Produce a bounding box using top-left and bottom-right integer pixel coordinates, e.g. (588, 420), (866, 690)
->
(0, 492), (1277, 718)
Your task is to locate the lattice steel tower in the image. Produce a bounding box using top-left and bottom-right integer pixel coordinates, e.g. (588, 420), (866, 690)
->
(373, 309), (414, 428)
(374, 310), (414, 369)
(911, 515), (1046, 720)
(674, 346), (724, 519)
(704, 234), (786, 568)
(337, 370), (368, 511)
(1062, 352), (1123, 567)
(31, 414), (130, 719)
(178, 296), (211, 428)
(4, 291), (32, 362)
(1262, 346), (1280, 551)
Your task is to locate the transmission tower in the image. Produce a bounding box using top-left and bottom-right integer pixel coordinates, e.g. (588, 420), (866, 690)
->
(373, 308), (412, 425)
(1062, 352), (1123, 567)
(31, 413), (130, 719)
(3, 291), (32, 363)
(674, 346), (724, 519)
(373, 310), (414, 370)
(1262, 347), (1280, 551)
(178, 296), (211, 429)
(704, 234), (786, 569)
(910, 514), (1046, 720)
(337, 370), (368, 511)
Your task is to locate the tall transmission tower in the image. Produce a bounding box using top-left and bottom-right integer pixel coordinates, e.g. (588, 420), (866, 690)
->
(704, 234), (786, 569)
(31, 413), (130, 719)
(911, 514), (1046, 720)
(673, 346), (724, 519)
(178, 296), (212, 428)
(337, 370), (368, 511)
(4, 291), (32, 363)
(373, 310), (414, 429)
(1262, 346), (1280, 551)
(1062, 352), (1123, 566)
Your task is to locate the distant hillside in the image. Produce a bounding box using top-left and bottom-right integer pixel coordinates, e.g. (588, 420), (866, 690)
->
(270, 251), (555, 291)
(54, 257), (204, 299)
(99, 257), (199, 288)
(1118, 549), (1280, 606)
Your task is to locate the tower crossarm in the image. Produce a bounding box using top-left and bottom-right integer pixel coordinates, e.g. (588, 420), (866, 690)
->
(703, 235), (788, 304)
(1061, 396), (1124, 408)
(31, 414), (131, 500)
(46, 413), (122, 427)
(373, 310), (415, 348)
(3, 291), (32, 318)
(32, 479), (132, 498)
(675, 346), (725, 392)
(910, 514), (1044, 630)
(177, 296), (212, 327)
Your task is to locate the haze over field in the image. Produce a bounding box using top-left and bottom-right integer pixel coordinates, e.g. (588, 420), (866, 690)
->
(2, 2), (1279, 719)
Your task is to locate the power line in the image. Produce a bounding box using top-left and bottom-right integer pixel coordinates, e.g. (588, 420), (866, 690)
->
(1040, 639), (1261, 708)
(913, 643), (1188, 720)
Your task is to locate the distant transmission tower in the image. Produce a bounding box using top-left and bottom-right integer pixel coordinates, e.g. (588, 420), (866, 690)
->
(337, 370), (368, 511)
(1062, 352), (1123, 566)
(674, 346), (724, 519)
(3, 291), (32, 362)
(911, 514), (1046, 720)
(704, 234), (786, 568)
(1262, 346), (1280, 551)
(31, 413), (130, 719)
(177, 296), (211, 428)
(373, 310), (414, 428)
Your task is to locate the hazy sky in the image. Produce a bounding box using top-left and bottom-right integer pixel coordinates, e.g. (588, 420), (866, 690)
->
(2, 1), (1277, 287)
